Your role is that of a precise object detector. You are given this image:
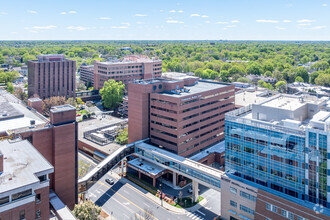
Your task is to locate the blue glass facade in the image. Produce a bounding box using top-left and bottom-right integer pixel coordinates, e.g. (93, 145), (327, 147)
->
(225, 121), (306, 199)
(225, 116), (329, 208)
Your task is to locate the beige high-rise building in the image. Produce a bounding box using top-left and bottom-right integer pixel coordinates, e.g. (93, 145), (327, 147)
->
(28, 54), (76, 99)
(94, 55), (162, 90)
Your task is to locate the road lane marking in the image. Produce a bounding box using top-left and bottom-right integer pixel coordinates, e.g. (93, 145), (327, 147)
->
(123, 190), (129, 194)
(97, 181), (158, 220)
(111, 197), (134, 214)
(143, 202), (150, 207)
(196, 210), (205, 216)
(123, 214), (130, 219)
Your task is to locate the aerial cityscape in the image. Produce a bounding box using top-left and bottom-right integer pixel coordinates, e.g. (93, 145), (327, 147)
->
(0, 0), (329, 220)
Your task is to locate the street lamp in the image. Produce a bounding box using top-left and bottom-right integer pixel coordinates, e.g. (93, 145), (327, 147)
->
(159, 183), (163, 207)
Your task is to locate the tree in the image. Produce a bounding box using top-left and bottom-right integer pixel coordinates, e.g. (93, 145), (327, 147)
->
(42, 96), (67, 116)
(310, 71), (320, 84)
(315, 73), (330, 87)
(14, 87), (27, 100)
(77, 98), (83, 105)
(295, 67), (309, 82)
(295, 76), (304, 82)
(237, 77), (251, 83)
(116, 127), (128, 145)
(247, 63), (263, 75)
(100, 80), (125, 109)
(67, 97), (77, 107)
(275, 81), (287, 93)
(6, 82), (14, 93)
(73, 200), (101, 220)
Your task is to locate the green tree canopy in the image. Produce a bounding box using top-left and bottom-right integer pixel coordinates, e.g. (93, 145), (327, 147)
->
(73, 200), (101, 220)
(100, 80), (125, 109)
(295, 76), (304, 82)
(275, 81), (287, 93)
(295, 67), (309, 82)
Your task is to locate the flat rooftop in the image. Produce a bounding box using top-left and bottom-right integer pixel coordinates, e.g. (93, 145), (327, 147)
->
(128, 158), (165, 176)
(78, 117), (126, 155)
(160, 81), (229, 98)
(162, 72), (199, 81)
(190, 141), (225, 162)
(235, 88), (275, 107)
(50, 104), (75, 113)
(0, 140), (54, 193)
(0, 89), (48, 133)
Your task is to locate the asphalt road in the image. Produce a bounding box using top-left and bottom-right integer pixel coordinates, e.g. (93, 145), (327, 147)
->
(87, 171), (220, 220)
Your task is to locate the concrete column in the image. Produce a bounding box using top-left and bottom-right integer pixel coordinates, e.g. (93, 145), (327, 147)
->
(121, 157), (127, 177)
(192, 180), (199, 202)
(138, 171), (141, 179)
(153, 178), (156, 187)
(172, 172), (177, 187)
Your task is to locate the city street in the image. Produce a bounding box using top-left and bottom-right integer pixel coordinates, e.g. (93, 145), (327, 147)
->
(87, 170), (220, 220)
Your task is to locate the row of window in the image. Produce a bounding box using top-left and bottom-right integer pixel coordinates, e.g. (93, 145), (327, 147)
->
(98, 65), (143, 70)
(266, 203), (307, 220)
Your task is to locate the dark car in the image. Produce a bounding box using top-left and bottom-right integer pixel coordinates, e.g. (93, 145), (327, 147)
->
(105, 178), (114, 185)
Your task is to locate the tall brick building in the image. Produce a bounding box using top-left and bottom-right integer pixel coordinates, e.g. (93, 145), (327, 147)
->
(94, 55), (162, 90)
(128, 73), (235, 157)
(0, 92), (77, 210)
(28, 54), (76, 99)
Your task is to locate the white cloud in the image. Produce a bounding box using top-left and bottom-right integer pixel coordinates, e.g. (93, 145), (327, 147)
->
(98, 17), (112, 20)
(231, 20), (240, 23)
(60, 12), (67, 15)
(201, 15), (208, 18)
(297, 19), (315, 23)
(27, 10), (37, 14)
(283, 20), (292, 23)
(310, 26), (326, 30)
(169, 10), (176, 13)
(205, 21), (210, 24)
(256, 19), (279, 23)
(177, 10), (184, 13)
(68, 11), (77, 14)
(275, 26), (287, 30)
(112, 26), (129, 29)
(0, 12), (8, 15)
(134, 14), (147, 17)
(30, 25), (57, 30)
(66, 26), (89, 31)
(166, 20), (184, 24)
(121, 22), (130, 26)
(226, 25), (237, 28)
(136, 21), (145, 25)
(298, 23), (312, 26)
(190, 14), (200, 17)
(216, 21), (229, 24)
(29, 30), (38, 33)
(322, 3), (327, 7)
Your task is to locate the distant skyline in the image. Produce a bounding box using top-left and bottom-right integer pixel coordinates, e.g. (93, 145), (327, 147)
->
(0, 0), (329, 41)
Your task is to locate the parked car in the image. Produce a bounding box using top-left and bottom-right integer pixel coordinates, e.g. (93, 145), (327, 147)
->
(188, 187), (200, 193)
(105, 178), (114, 185)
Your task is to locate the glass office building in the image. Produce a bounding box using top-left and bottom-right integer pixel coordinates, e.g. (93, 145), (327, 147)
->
(225, 95), (330, 209)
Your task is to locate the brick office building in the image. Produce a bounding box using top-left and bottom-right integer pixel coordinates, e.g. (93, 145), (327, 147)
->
(128, 73), (235, 157)
(0, 140), (54, 220)
(94, 55), (162, 90)
(0, 92), (77, 209)
(28, 54), (76, 99)
(79, 63), (94, 85)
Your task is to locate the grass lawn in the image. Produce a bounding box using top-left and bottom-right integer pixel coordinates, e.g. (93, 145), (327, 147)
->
(172, 196), (204, 208)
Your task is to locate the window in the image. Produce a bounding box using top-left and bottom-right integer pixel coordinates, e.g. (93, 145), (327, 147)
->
(230, 187), (237, 194)
(240, 191), (256, 202)
(19, 210), (25, 220)
(38, 175), (47, 182)
(230, 200), (237, 208)
(281, 209), (288, 217)
(271, 205), (277, 213)
(288, 212), (294, 220)
(36, 194), (41, 203)
(266, 203), (271, 210)
(36, 210), (41, 219)
(12, 189), (32, 201)
(0, 196), (9, 205)
(240, 204), (255, 215)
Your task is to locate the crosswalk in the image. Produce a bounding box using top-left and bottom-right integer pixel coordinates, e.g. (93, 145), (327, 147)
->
(186, 211), (206, 220)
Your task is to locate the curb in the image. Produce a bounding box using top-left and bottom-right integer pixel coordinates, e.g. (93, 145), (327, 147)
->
(118, 176), (207, 215)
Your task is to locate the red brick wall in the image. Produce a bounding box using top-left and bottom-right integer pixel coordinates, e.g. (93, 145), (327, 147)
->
(52, 123), (77, 209)
(35, 186), (50, 220)
(0, 201), (35, 220)
(50, 108), (76, 125)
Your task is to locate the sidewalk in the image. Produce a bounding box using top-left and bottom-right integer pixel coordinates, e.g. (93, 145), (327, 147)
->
(116, 174), (207, 214)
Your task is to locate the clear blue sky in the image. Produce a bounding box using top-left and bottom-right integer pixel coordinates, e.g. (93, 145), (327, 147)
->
(0, 0), (329, 40)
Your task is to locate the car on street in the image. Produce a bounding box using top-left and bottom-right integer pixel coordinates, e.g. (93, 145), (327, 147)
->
(105, 178), (115, 185)
(188, 187), (200, 193)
